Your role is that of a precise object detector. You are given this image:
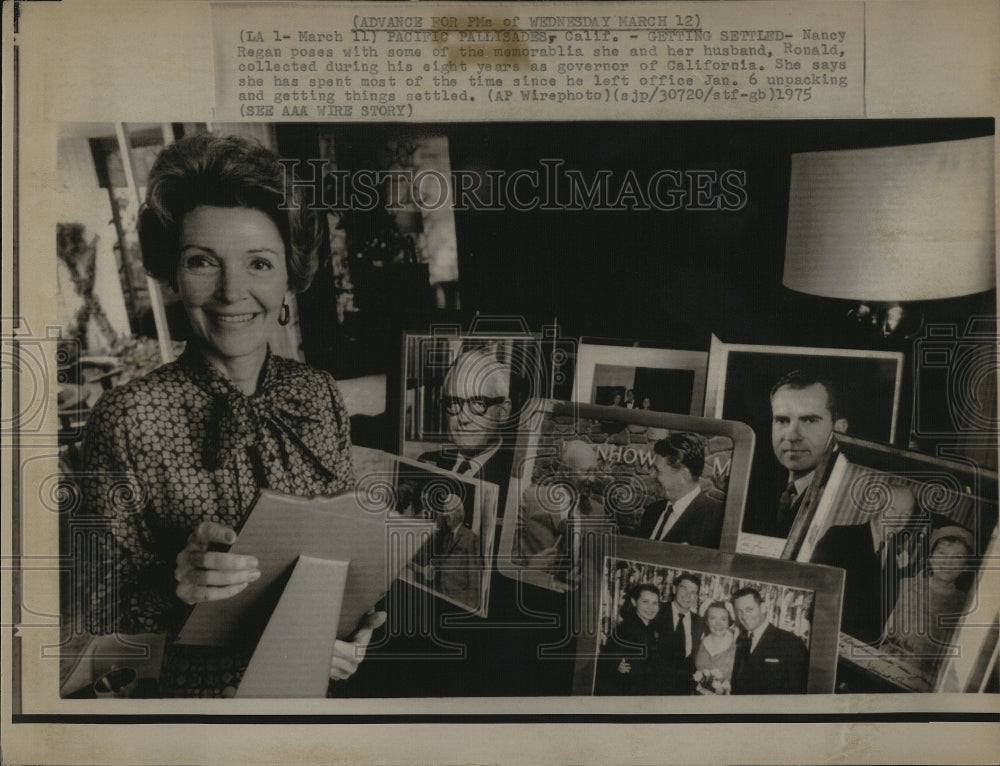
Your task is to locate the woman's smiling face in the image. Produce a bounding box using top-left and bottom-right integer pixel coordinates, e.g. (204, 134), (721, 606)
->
(176, 205), (288, 372)
(706, 605), (732, 636)
(632, 590), (661, 623)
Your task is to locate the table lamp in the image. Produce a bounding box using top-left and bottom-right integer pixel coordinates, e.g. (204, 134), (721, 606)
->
(783, 136), (995, 340)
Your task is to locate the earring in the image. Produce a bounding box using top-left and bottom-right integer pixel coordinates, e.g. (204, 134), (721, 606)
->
(278, 301), (290, 326)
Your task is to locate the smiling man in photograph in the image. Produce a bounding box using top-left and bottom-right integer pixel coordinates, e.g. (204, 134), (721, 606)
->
(731, 586), (809, 695)
(655, 572), (703, 695)
(760, 370), (848, 539)
(638, 433), (725, 548)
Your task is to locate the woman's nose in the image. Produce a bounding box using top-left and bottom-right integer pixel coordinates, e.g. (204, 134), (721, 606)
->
(216, 264), (248, 303)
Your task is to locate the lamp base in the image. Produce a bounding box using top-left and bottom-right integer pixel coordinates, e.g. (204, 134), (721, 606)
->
(847, 302), (925, 341)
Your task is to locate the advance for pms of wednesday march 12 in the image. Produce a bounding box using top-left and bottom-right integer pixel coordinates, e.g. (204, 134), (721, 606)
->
(232, 17), (853, 116)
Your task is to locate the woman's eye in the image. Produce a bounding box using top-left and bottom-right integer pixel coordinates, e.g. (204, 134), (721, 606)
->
(250, 258), (275, 271)
(183, 254), (216, 270)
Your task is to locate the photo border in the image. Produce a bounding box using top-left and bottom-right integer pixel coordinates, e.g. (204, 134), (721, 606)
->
(496, 398), (756, 592)
(391, 453), (499, 618)
(572, 537), (845, 696)
(796, 433), (999, 693)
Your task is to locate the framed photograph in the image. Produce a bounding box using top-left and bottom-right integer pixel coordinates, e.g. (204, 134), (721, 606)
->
(399, 332), (549, 513)
(9, 0), (999, 755)
(704, 335), (905, 556)
(573, 538), (844, 695)
(573, 337), (709, 416)
(496, 399), (755, 593)
(793, 434), (999, 693)
(356, 453), (499, 617)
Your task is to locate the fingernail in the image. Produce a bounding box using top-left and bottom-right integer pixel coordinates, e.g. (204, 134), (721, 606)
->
(246, 557), (259, 568)
(249, 570), (261, 580)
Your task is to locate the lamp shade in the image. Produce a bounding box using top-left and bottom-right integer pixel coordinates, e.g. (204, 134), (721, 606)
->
(783, 136), (995, 301)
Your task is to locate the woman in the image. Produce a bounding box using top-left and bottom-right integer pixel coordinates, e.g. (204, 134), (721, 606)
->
(692, 600), (736, 694)
(80, 133), (378, 697)
(607, 583), (663, 695)
(883, 525), (975, 671)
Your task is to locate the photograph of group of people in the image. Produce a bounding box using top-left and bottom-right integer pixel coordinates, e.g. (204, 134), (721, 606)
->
(594, 564), (814, 696)
(574, 340), (709, 417)
(51, 117), (997, 703)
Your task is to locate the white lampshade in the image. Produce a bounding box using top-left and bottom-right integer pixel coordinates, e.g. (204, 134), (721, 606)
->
(783, 136), (995, 301)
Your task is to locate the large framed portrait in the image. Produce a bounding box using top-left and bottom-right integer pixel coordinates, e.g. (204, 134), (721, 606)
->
(573, 538), (844, 695)
(573, 337), (709, 416)
(496, 399), (755, 592)
(398, 331), (550, 515)
(704, 336), (905, 557)
(793, 434), (999, 693)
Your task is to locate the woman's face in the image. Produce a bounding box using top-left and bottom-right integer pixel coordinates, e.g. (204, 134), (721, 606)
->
(706, 606), (731, 636)
(930, 539), (971, 584)
(631, 590), (660, 623)
(177, 205), (288, 371)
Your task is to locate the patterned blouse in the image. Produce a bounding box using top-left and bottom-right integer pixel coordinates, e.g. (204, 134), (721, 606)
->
(79, 346), (354, 695)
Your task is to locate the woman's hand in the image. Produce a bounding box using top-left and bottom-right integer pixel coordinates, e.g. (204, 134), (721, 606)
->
(617, 659), (632, 675)
(330, 610), (387, 681)
(175, 521), (260, 604)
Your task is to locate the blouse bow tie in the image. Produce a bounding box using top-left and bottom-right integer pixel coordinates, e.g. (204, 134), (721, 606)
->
(184, 349), (336, 482)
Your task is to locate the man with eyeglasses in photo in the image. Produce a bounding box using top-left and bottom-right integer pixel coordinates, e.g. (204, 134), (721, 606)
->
(418, 348), (515, 510)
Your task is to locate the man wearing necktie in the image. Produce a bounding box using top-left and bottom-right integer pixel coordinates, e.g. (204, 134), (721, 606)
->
(810, 483), (922, 644)
(654, 572), (703, 694)
(762, 370), (848, 539)
(731, 587), (808, 694)
(418, 348), (515, 511)
(424, 492), (481, 607)
(638, 433), (725, 549)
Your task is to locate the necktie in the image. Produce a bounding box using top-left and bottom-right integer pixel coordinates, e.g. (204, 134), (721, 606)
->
(651, 503), (674, 541)
(738, 630), (751, 656)
(676, 612), (689, 656)
(733, 631), (751, 683)
(775, 482), (798, 535)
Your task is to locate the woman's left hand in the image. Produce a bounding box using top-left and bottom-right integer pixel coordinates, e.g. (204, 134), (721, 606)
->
(330, 610), (387, 681)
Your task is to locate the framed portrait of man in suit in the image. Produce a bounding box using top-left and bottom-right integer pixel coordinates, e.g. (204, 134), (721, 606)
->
(495, 400), (755, 593)
(399, 331), (552, 517)
(704, 336), (904, 558)
(794, 434), (999, 693)
(573, 538), (844, 695)
(384, 455), (499, 617)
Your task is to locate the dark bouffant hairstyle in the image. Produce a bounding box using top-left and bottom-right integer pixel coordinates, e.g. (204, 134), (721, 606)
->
(138, 133), (324, 292)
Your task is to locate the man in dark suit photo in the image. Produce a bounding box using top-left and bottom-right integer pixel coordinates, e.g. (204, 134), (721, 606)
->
(730, 586), (809, 694)
(638, 433), (725, 549)
(751, 370), (848, 539)
(411, 491), (481, 608)
(809, 483), (921, 644)
(418, 347), (515, 509)
(654, 572), (703, 694)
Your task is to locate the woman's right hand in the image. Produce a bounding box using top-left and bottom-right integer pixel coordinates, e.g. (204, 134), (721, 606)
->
(175, 521), (260, 604)
(617, 659), (632, 675)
